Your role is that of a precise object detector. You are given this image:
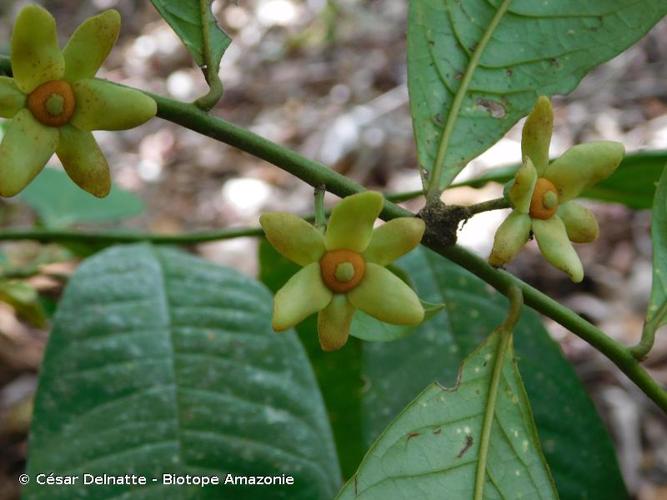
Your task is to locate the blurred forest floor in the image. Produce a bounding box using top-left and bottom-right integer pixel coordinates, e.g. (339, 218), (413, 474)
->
(0, 0), (666, 498)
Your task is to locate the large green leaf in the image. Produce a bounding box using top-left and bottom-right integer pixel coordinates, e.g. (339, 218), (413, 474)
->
(26, 244), (340, 499)
(644, 165), (667, 342)
(361, 248), (626, 499)
(20, 167), (144, 227)
(338, 329), (557, 499)
(454, 150), (667, 210)
(409, 0), (667, 189)
(258, 241), (626, 498)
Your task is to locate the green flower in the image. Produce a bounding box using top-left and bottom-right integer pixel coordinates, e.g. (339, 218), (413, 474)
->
(260, 191), (425, 351)
(489, 96), (624, 282)
(0, 5), (157, 197)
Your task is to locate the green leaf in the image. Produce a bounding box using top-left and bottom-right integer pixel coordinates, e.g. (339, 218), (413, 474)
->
(454, 150), (667, 210)
(150, 0), (230, 109)
(338, 329), (557, 499)
(20, 168), (144, 227)
(409, 0), (667, 190)
(360, 248), (627, 499)
(26, 244), (341, 499)
(645, 165), (667, 339)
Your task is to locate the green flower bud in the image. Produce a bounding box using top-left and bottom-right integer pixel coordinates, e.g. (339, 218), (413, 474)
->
(261, 192), (425, 351)
(0, 5), (156, 197)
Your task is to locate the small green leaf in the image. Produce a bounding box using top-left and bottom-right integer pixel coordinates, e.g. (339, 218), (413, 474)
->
(20, 167), (143, 227)
(150, 0), (230, 108)
(363, 248), (627, 499)
(26, 244), (341, 499)
(409, 0), (667, 190)
(454, 150), (667, 210)
(338, 328), (556, 499)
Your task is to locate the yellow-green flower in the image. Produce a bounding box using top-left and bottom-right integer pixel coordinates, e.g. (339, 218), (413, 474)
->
(489, 97), (624, 282)
(260, 191), (425, 351)
(0, 5), (157, 197)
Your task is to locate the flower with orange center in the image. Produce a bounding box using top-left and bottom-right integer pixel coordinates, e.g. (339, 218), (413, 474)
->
(489, 96), (624, 282)
(260, 191), (425, 351)
(0, 5), (156, 197)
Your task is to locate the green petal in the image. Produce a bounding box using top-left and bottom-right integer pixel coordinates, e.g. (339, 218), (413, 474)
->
(260, 212), (325, 266)
(348, 263), (424, 325)
(0, 77), (26, 118)
(56, 125), (110, 198)
(325, 191), (383, 252)
(317, 295), (355, 351)
(63, 10), (121, 82)
(0, 109), (58, 197)
(71, 79), (157, 131)
(532, 216), (584, 283)
(11, 5), (65, 93)
(488, 212), (531, 267)
(557, 201), (599, 243)
(508, 156), (537, 213)
(521, 96), (553, 174)
(272, 263), (332, 331)
(544, 141), (624, 203)
(363, 217), (425, 265)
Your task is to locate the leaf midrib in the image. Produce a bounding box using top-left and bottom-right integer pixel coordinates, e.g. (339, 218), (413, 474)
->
(152, 246), (186, 468)
(426, 0), (513, 197)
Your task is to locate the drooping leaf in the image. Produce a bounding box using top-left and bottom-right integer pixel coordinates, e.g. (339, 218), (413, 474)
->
(361, 248), (626, 499)
(454, 150), (667, 210)
(258, 241), (626, 498)
(20, 167), (144, 227)
(150, 0), (230, 107)
(409, 0), (667, 189)
(338, 329), (557, 499)
(26, 244), (341, 499)
(645, 165), (667, 340)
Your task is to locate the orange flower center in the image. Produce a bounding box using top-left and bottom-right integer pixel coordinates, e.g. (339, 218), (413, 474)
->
(529, 177), (559, 219)
(27, 80), (76, 127)
(320, 249), (365, 293)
